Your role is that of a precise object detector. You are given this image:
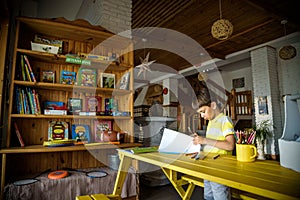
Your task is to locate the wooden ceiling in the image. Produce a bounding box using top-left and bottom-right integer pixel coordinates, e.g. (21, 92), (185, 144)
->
(132, 0), (300, 71)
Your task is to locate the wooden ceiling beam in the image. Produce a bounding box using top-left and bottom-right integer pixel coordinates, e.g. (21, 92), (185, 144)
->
(205, 18), (275, 49)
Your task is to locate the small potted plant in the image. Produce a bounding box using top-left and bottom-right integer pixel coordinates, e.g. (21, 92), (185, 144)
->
(253, 120), (272, 160)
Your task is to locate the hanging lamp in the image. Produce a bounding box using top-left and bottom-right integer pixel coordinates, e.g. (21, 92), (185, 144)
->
(279, 20), (297, 60)
(211, 0), (233, 40)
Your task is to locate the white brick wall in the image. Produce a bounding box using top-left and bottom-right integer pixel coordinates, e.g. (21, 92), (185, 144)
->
(96, 0), (132, 37)
(75, 0), (132, 38)
(251, 46), (283, 155)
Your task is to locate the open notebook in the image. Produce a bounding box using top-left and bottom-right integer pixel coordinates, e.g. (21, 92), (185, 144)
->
(158, 128), (201, 154)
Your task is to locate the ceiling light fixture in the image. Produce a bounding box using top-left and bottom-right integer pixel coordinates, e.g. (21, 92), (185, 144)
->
(279, 20), (297, 60)
(211, 0), (233, 40)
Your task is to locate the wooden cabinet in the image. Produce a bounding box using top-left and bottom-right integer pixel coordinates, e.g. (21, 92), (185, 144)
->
(0, 17), (139, 197)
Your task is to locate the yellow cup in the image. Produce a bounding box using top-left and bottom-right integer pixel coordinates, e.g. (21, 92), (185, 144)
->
(236, 144), (257, 162)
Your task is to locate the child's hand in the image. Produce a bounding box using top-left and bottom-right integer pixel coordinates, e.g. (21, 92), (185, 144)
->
(193, 134), (205, 145)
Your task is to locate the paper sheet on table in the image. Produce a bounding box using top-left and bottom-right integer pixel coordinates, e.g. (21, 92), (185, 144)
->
(158, 128), (201, 154)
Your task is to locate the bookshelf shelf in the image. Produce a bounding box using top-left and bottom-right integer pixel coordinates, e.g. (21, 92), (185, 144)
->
(14, 80), (133, 94)
(10, 114), (132, 119)
(0, 143), (141, 154)
(17, 48), (133, 71)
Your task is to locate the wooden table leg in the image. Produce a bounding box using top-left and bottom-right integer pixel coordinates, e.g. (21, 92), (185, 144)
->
(112, 153), (133, 197)
(161, 168), (195, 200)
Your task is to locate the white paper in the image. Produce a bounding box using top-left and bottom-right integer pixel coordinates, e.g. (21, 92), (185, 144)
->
(158, 128), (201, 154)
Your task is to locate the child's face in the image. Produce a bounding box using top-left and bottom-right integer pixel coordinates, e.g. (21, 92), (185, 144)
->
(197, 103), (218, 120)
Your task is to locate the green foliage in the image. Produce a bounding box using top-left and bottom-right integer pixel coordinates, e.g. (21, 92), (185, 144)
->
(253, 120), (272, 142)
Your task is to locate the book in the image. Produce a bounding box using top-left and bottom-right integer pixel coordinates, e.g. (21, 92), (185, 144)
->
(67, 98), (82, 114)
(13, 122), (25, 147)
(118, 72), (130, 90)
(105, 98), (117, 116)
(158, 128), (201, 154)
(24, 63), (32, 82)
(76, 68), (97, 87)
(100, 72), (115, 88)
(71, 124), (91, 143)
(43, 101), (67, 110)
(60, 70), (76, 85)
(122, 146), (158, 154)
(85, 96), (102, 112)
(48, 121), (69, 140)
(40, 70), (55, 83)
(23, 55), (36, 82)
(20, 55), (26, 81)
(44, 109), (67, 115)
(43, 139), (74, 147)
(94, 120), (113, 142)
(79, 111), (96, 116)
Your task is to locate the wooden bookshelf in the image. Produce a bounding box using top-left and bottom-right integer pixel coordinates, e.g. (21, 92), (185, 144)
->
(0, 16), (137, 198)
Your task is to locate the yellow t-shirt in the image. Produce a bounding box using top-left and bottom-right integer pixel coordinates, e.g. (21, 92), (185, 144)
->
(203, 113), (235, 155)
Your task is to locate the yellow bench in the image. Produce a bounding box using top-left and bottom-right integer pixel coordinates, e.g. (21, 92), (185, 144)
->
(76, 194), (121, 200)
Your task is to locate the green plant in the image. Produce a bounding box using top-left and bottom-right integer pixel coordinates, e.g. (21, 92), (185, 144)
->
(253, 120), (272, 142)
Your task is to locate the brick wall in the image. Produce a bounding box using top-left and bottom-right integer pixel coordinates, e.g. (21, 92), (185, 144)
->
(75, 0), (132, 38)
(251, 46), (283, 155)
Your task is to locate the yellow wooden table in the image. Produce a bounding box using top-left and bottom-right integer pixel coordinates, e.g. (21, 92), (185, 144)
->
(112, 151), (300, 200)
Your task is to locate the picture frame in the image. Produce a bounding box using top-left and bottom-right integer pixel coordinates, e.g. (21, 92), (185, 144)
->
(100, 73), (115, 88)
(40, 70), (55, 83)
(118, 71), (130, 90)
(76, 68), (97, 87)
(67, 98), (82, 114)
(94, 120), (112, 142)
(232, 77), (245, 89)
(85, 96), (102, 112)
(258, 96), (268, 115)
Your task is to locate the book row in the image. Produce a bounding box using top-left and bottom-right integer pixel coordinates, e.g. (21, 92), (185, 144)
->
(13, 120), (126, 147)
(18, 54), (130, 90)
(15, 86), (41, 115)
(14, 85), (131, 116)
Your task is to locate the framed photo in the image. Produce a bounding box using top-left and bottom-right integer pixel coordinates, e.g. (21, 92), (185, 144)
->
(258, 96), (268, 115)
(60, 70), (76, 85)
(232, 77), (245, 89)
(94, 120), (112, 142)
(77, 68), (97, 87)
(118, 72), (130, 90)
(40, 70), (55, 83)
(100, 73), (115, 88)
(85, 96), (102, 112)
(67, 98), (82, 114)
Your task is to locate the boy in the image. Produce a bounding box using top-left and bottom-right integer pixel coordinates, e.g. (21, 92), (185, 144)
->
(192, 90), (235, 200)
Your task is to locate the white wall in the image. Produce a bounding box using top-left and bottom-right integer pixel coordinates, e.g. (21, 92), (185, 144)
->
(220, 61), (252, 92)
(277, 42), (300, 95)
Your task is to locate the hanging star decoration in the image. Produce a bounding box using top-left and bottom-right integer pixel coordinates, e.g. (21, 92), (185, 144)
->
(136, 52), (155, 79)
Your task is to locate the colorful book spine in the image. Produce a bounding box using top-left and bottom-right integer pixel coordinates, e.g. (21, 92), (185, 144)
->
(13, 122), (25, 147)
(23, 55), (36, 82)
(20, 55), (26, 81)
(26, 87), (34, 114)
(33, 90), (41, 114)
(24, 63), (32, 82)
(18, 87), (24, 114)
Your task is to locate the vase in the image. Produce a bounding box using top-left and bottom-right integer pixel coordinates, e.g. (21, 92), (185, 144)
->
(256, 139), (266, 160)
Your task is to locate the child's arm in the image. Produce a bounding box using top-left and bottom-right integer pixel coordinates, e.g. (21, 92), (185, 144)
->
(193, 134), (235, 151)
